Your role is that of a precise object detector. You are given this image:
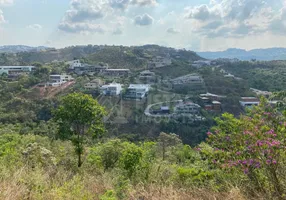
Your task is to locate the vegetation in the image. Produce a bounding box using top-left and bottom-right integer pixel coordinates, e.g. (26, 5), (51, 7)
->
(220, 60), (286, 92)
(53, 93), (106, 167)
(0, 101), (285, 199)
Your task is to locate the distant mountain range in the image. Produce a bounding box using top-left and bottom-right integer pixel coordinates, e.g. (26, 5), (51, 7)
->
(0, 45), (52, 53)
(197, 48), (286, 61)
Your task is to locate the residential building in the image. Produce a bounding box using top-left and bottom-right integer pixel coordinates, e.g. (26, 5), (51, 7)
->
(171, 74), (203, 85)
(224, 73), (235, 78)
(124, 84), (150, 100)
(200, 93), (226, 101)
(139, 70), (155, 80)
(0, 66), (35, 75)
(100, 83), (122, 96)
(169, 74), (204, 92)
(48, 74), (73, 87)
(250, 88), (272, 97)
(102, 69), (130, 77)
(67, 60), (82, 70)
(148, 56), (172, 69)
(84, 79), (105, 90)
(192, 60), (211, 68)
(74, 64), (108, 75)
(239, 97), (260, 107)
(174, 101), (201, 115)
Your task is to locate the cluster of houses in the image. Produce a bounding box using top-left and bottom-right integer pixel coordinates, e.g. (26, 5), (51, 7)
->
(68, 60), (130, 77)
(84, 79), (151, 101)
(148, 100), (204, 121)
(200, 93), (226, 112)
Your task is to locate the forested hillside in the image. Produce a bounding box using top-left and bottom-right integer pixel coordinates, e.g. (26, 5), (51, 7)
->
(0, 45), (202, 68)
(220, 60), (286, 91)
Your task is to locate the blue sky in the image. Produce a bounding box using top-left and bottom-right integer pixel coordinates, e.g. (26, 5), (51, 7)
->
(0, 0), (286, 51)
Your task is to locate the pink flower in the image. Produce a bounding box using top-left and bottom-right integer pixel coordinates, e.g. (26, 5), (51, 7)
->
(272, 160), (277, 164)
(236, 151), (241, 155)
(207, 132), (212, 136)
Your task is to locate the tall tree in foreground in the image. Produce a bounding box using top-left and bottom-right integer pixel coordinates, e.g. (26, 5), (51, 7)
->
(53, 93), (106, 167)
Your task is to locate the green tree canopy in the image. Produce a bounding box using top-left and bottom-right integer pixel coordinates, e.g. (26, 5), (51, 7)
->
(53, 92), (106, 167)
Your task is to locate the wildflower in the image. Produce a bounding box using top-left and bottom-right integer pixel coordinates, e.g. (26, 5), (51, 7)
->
(244, 168), (249, 174)
(266, 160), (271, 165)
(272, 160), (277, 164)
(236, 151), (241, 155)
(242, 160), (247, 165)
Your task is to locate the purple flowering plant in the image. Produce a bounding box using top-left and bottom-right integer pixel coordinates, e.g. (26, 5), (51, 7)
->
(206, 98), (286, 197)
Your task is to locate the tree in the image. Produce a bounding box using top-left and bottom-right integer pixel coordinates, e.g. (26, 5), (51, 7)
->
(158, 132), (182, 161)
(53, 93), (106, 167)
(206, 100), (286, 199)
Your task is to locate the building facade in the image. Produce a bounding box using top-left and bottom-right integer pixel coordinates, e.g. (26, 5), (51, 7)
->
(0, 66), (35, 75)
(100, 83), (122, 96)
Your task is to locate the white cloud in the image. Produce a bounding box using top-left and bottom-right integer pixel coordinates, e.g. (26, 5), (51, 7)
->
(110, 0), (158, 10)
(0, 9), (5, 23)
(166, 28), (180, 34)
(0, 0), (13, 6)
(27, 24), (42, 30)
(185, 0), (283, 38)
(58, 22), (105, 33)
(134, 13), (154, 26)
(112, 28), (123, 35)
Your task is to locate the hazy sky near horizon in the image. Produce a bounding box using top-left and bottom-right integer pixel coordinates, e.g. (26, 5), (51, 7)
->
(0, 0), (286, 51)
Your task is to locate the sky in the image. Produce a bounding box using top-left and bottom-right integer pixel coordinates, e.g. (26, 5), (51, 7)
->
(0, 0), (286, 51)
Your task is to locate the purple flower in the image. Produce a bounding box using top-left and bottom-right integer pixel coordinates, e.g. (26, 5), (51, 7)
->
(244, 168), (249, 174)
(266, 160), (271, 165)
(236, 151), (241, 155)
(272, 160), (277, 164)
(207, 132), (212, 136)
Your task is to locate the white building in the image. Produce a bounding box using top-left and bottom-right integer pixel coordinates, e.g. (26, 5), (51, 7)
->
(48, 74), (74, 87)
(239, 97), (260, 107)
(67, 60), (82, 69)
(100, 83), (122, 96)
(174, 101), (201, 115)
(0, 66), (35, 75)
(124, 84), (150, 100)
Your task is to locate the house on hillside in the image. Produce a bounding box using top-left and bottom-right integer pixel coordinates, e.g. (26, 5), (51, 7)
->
(67, 60), (82, 70)
(147, 55), (172, 69)
(100, 83), (122, 96)
(192, 60), (211, 68)
(124, 84), (150, 100)
(73, 64), (108, 75)
(170, 74), (204, 92)
(48, 74), (73, 87)
(174, 101), (201, 115)
(102, 69), (130, 77)
(250, 88), (272, 97)
(239, 97), (260, 108)
(84, 79), (105, 91)
(0, 66), (35, 75)
(139, 70), (155, 81)
(200, 93), (226, 101)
